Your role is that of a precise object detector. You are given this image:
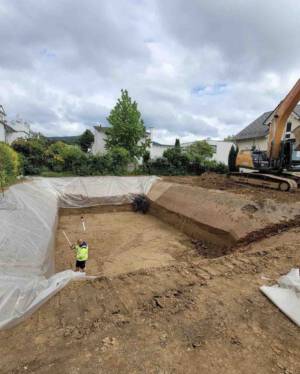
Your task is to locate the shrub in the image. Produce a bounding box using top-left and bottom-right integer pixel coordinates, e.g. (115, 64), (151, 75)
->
(12, 137), (47, 175)
(79, 129), (94, 152)
(107, 146), (130, 175)
(0, 142), (21, 186)
(185, 140), (214, 163)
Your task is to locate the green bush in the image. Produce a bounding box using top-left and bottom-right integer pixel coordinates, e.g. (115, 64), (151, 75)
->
(12, 137), (47, 175)
(0, 142), (21, 186)
(106, 146), (130, 175)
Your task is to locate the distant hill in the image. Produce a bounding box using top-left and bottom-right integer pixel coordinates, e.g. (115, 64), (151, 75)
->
(47, 136), (80, 145)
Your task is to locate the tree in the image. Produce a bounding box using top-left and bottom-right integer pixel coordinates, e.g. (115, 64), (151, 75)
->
(79, 129), (94, 152)
(185, 140), (214, 163)
(105, 89), (150, 161)
(228, 145), (239, 172)
(175, 138), (181, 149)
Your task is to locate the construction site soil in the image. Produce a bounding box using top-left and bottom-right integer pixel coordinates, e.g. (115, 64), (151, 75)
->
(1, 173), (300, 374)
(163, 172), (300, 204)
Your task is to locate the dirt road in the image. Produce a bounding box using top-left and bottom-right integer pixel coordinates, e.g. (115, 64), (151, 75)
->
(1, 210), (299, 374)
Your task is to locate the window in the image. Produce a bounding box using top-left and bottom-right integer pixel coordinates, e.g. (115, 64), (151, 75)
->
(286, 122), (292, 132)
(211, 144), (217, 153)
(285, 134), (291, 139)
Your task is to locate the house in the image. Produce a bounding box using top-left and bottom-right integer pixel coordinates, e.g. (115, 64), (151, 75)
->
(6, 117), (32, 144)
(235, 105), (300, 151)
(0, 105), (32, 144)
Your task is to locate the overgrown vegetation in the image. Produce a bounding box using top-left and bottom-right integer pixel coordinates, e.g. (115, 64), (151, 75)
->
(11, 136), (131, 176)
(0, 142), (21, 189)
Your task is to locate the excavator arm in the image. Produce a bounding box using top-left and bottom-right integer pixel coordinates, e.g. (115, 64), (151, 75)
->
(267, 79), (300, 161)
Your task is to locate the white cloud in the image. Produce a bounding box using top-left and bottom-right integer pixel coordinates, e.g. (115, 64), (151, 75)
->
(0, 0), (299, 143)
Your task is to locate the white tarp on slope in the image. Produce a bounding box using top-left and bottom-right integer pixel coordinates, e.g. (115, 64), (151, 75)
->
(260, 269), (300, 326)
(0, 176), (157, 329)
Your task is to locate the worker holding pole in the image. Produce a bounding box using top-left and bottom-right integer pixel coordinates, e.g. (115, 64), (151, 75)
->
(62, 231), (89, 272)
(72, 238), (89, 272)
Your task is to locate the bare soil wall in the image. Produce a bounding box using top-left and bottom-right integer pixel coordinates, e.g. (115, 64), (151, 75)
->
(147, 180), (300, 246)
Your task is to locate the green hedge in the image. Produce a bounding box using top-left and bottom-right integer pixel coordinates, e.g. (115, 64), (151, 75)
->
(0, 142), (21, 186)
(144, 157), (228, 176)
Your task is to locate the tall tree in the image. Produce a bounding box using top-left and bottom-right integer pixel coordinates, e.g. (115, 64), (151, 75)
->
(174, 138), (181, 151)
(79, 129), (94, 152)
(228, 145), (239, 172)
(105, 89), (150, 160)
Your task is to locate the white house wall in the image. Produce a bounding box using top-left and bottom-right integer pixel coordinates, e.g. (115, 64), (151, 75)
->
(0, 124), (5, 142)
(236, 137), (268, 151)
(91, 130), (107, 155)
(6, 131), (30, 145)
(150, 144), (172, 159)
(207, 140), (233, 164)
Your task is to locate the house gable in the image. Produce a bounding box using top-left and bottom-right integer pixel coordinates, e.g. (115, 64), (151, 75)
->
(235, 104), (300, 141)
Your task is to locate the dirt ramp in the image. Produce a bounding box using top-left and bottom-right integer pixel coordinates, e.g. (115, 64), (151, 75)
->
(147, 181), (300, 246)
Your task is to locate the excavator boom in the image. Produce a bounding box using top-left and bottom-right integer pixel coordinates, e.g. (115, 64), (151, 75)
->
(268, 79), (300, 160)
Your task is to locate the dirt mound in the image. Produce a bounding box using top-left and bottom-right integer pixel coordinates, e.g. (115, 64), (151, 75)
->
(148, 180), (300, 247)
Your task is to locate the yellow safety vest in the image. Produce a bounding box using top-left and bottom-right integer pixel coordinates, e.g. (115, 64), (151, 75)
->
(75, 244), (88, 261)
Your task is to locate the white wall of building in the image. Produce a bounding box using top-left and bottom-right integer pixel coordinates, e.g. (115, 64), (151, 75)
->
(182, 140), (233, 165)
(150, 143), (172, 159)
(207, 140), (234, 164)
(6, 131), (30, 145)
(0, 124), (5, 142)
(236, 136), (268, 151)
(91, 128), (107, 155)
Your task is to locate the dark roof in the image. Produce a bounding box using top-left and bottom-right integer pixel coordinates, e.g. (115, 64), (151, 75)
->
(235, 111), (270, 140)
(235, 104), (300, 141)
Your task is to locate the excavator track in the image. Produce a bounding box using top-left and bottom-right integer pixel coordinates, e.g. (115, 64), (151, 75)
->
(229, 172), (298, 192)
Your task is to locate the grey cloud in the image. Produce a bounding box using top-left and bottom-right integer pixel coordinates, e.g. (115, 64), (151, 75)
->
(157, 0), (300, 76)
(0, 0), (299, 142)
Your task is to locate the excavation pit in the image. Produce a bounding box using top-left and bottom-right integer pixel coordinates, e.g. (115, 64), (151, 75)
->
(56, 208), (197, 277)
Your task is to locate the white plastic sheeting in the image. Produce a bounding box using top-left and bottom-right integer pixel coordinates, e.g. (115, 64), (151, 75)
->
(260, 268), (300, 326)
(0, 176), (157, 329)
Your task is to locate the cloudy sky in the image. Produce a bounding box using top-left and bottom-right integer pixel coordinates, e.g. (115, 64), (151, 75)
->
(0, 0), (299, 144)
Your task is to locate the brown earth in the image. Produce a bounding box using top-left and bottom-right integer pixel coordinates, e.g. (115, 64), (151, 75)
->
(162, 172), (300, 204)
(1, 208), (300, 374)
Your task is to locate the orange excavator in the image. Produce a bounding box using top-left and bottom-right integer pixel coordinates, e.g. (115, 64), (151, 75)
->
(230, 79), (300, 191)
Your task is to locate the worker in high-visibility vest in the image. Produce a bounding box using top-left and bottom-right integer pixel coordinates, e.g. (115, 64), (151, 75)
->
(72, 239), (89, 272)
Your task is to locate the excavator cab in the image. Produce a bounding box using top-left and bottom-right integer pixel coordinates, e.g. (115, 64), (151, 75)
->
(230, 79), (300, 191)
(281, 139), (300, 170)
